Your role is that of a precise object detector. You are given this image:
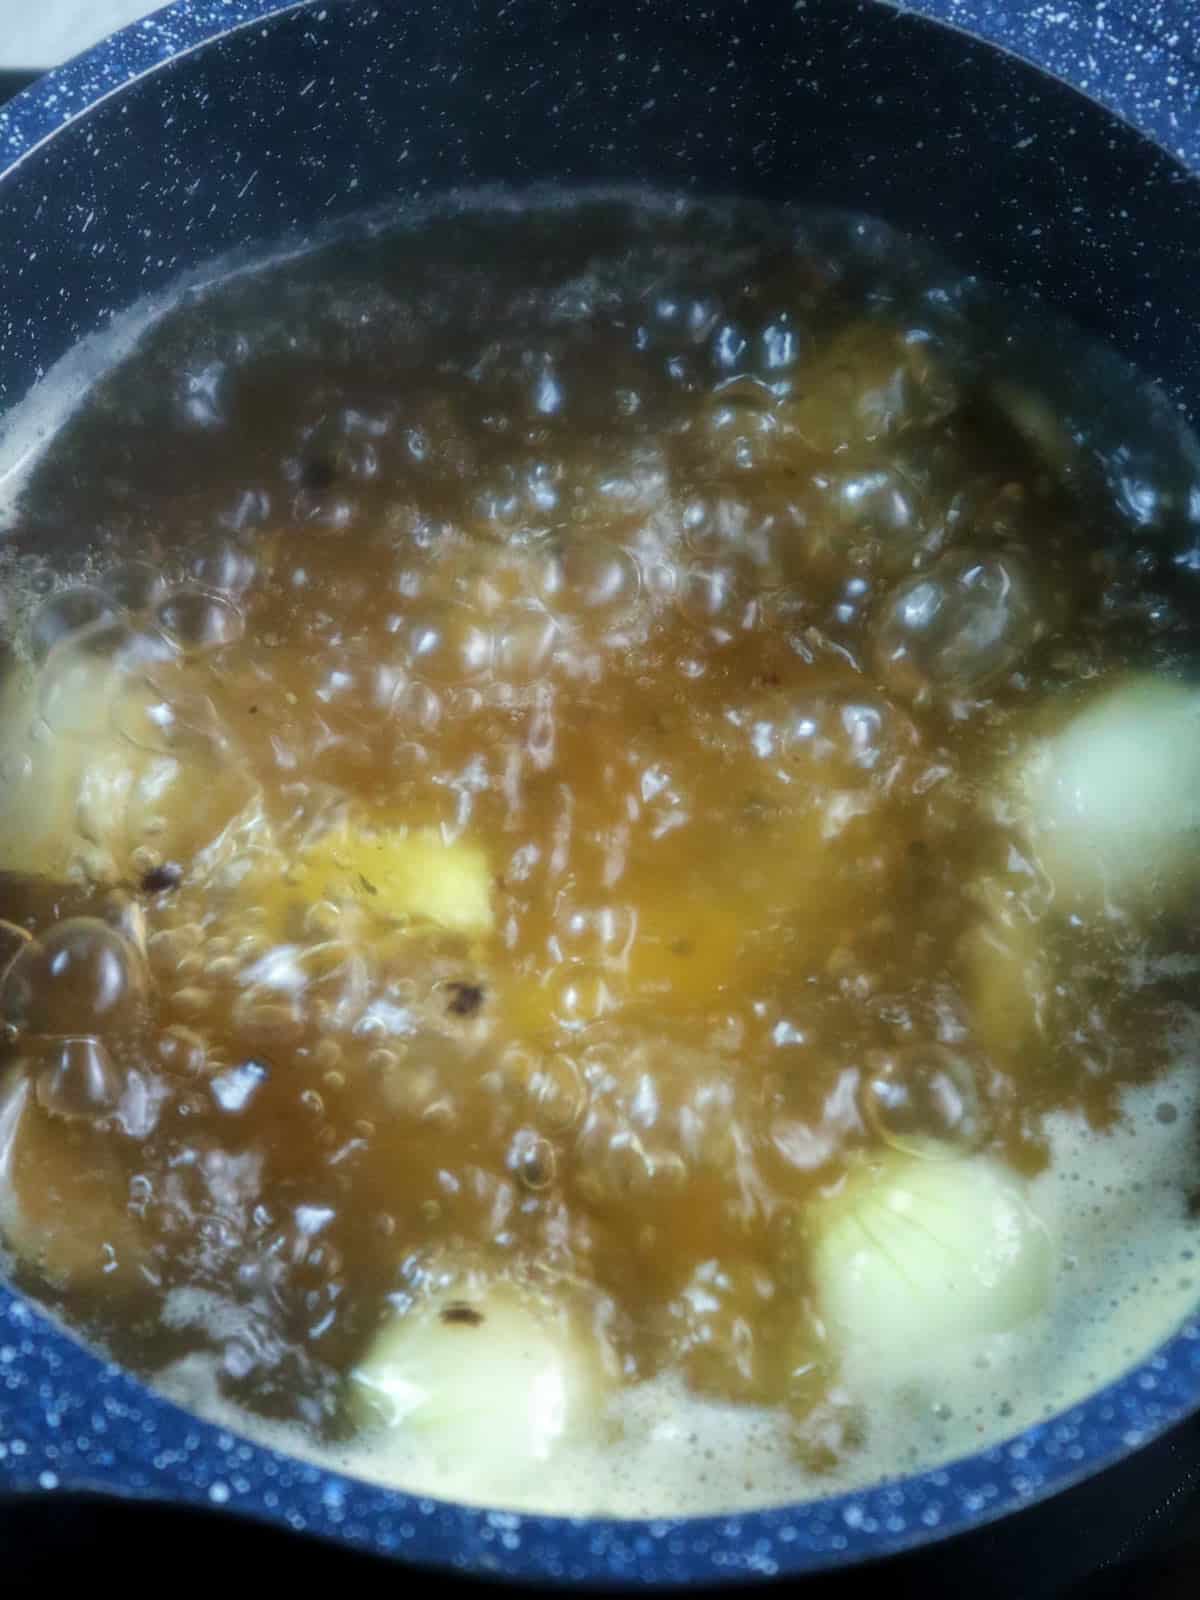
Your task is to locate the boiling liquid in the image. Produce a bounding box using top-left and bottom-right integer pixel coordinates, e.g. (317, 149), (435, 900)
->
(0, 196), (1198, 1512)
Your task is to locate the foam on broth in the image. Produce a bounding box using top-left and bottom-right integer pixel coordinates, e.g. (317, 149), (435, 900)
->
(155, 1070), (1200, 1513)
(0, 192), (1197, 1516)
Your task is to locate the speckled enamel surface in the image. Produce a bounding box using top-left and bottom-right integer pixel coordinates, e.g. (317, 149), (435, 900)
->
(914, 1), (1200, 169)
(0, 1), (1197, 1584)
(2, 2), (1197, 174)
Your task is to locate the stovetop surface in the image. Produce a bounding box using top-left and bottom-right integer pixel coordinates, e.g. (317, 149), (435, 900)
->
(0, 54), (1198, 1598)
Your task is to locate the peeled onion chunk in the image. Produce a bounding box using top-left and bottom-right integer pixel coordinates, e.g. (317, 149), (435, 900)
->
(0, 634), (254, 883)
(811, 1148), (1052, 1363)
(351, 1279), (609, 1495)
(1020, 674), (1200, 911)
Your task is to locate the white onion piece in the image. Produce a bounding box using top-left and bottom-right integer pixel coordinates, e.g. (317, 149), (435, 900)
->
(811, 1148), (1053, 1364)
(352, 1281), (609, 1495)
(1021, 674), (1200, 911)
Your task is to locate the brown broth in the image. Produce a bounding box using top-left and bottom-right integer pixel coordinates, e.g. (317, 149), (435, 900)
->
(0, 197), (1198, 1479)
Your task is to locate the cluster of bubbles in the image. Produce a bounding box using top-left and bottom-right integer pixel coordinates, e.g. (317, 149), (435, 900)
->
(27, 535), (251, 668)
(1, 195), (1173, 1459)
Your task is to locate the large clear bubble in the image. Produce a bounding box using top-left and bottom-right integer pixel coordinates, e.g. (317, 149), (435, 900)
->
(37, 619), (177, 740)
(28, 587), (121, 664)
(32, 1035), (123, 1122)
(538, 538), (641, 618)
(100, 561), (170, 614)
(154, 587), (245, 655)
(859, 1045), (986, 1158)
(186, 538), (260, 598)
(2, 918), (148, 1037)
(874, 549), (1039, 698)
(395, 605), (494, 683)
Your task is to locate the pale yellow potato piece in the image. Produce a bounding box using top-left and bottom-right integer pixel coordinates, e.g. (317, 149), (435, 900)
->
(256, 822), (495, 941)
(1020, 674), (1200, 912)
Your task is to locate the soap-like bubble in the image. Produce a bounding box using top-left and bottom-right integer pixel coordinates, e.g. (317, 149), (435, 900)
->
(28, 587), (120, 663)
(678, 487), (778, 568)
(538, 538), (641, 617)
(38, 620), (176, 739)
(552, 902), (638, 966)
(551, 963), (619, 1029)
(824, 465), (923, 548)
(701, 376), (783, 473)
(736, 685), (917, 792)
(187, 538), (260, 597)
(495, 611), (561, 681)
(33, 1035), (123, 1122)
(566, 443), (670, 526)
(509, 1127), (556, 1191)
(859, 1045), (986, 1157)
(2, 918), (147, 1037)
(874, 549), (1039, 698)
(238, 938), (370, 1039)
(397, 607), (494, 682)
(100, 561), (170, 613)
(527, 1051), (586, 1134)
(390, 679), (443, 730)
(154, 588), (245, 655)
(676, 562), (757, 637)
(787, 694), (916, 789)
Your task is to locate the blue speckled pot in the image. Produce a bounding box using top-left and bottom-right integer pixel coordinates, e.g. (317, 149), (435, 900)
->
(0, 1), (1198, 1589)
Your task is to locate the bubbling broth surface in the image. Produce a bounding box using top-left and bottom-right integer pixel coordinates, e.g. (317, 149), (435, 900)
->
(0, 195), (1199, 1514)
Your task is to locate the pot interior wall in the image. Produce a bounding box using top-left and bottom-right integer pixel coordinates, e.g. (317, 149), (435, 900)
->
(0, 0), (1198, 441)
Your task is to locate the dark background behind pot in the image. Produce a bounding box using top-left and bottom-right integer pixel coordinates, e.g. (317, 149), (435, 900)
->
(2, 0), (1200, 1589)
(0, 1426), (1196, 1596)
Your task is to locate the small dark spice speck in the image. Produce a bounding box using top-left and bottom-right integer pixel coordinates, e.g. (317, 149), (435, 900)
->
(441, 1302), (484, 1327)
(301, 455), (338, 492)
(446, 982), (485, 1017)
(141, 862), (183, 893)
